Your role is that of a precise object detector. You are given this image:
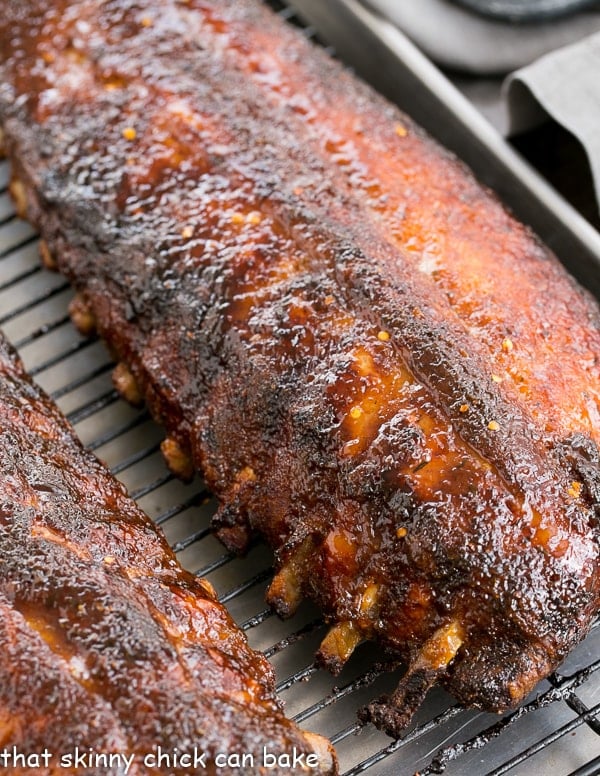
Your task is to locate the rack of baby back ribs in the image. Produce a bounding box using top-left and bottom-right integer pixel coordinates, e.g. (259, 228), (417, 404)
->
(1, 0), (599, 774)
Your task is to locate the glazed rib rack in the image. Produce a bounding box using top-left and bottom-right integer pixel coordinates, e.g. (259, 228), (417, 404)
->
(1, 24), (599, 775)
(1, 2), (599, 773)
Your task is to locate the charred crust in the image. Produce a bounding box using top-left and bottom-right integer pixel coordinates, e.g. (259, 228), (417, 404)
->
(214, 523), (252, 555)
(213, 500), (252, 555)
(443, 635), (556, 712)
(555, 433), (600, 522)
(316, 646), (347, 676)
(358, 697), (413, 739)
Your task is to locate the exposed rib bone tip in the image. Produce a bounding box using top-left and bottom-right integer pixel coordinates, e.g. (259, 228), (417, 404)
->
(358, 696), (414, 738)
(418, 619), (464, 671)
(266, 536), (316, 618)
(317, 621), (362, 674)
(361, 619), (465, 737)
(112, 362), (144, 406)
(39, 239), (58, 271)
(68, 294), (97, 336)
(160, 436), (194, 482)
(9, 177), (28, 219)
(266, 565), (303, 618)
(302, 731), (338, 774)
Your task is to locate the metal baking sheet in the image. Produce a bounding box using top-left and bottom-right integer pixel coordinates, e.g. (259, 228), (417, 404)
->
(1, 2), (600, 774)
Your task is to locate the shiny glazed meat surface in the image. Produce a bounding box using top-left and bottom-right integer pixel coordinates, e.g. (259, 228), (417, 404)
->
(1, 0), (599, 737)
(0, 335), (335, 773)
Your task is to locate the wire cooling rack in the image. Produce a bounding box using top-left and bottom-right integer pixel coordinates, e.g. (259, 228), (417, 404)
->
(1, 6), (600, 774)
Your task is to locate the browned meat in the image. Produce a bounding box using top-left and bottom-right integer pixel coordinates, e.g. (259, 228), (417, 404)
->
(0, 337), (336, 773)
(1, 0), (599, 738)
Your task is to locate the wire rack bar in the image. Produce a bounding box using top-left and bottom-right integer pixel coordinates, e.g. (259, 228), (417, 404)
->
(488, 701), (600, 776)
(13, 314), (71, 349)
(52, 361), (113, 400)
(293, 668), (383, 725)
(0, 229), (38, 262)
(241, 606), (274, 631)
(154, 491), (212, 527)
(85, 410), (151, 451)
(219, 567), (274, 605)
(0, 279), (70, 326)
(0, 263), (40, 292)
(29, 335), (99, 377)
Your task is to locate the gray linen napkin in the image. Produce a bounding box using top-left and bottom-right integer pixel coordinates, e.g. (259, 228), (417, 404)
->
(505, 32), (600, 213)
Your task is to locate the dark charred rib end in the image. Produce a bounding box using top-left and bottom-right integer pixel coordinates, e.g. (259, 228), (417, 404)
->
(212, 493), (253, 553)
(359, 665), (440, 738)
(214, 524), (252, 555)
(362, 620), (465, 735)
(359, 696), (413, 739)
(212, 474), (258, 554)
